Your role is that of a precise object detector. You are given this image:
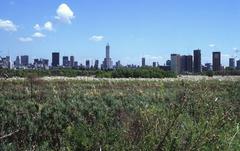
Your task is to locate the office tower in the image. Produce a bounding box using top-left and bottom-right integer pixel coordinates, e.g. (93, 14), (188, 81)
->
(194, 49), (201, 73)
(142, 57), (146, 67)
(94, 60), (99, 69)
(229, 58), (235, 68)
(166, 60), (171, 66)
(14, 56), (20, 68)
(237, 60), (240, 70)
(212, 52), (221, 71)
(63, 56), (69, 67)
(70, 56), (74, 67)
(171, 54), (181, 74)
(21, 55), (29, 66)
(181, 55), (193, 73)
(52, 52), (60, 67)
(102, 43), (113, 69)
(86, 60), (90, 69)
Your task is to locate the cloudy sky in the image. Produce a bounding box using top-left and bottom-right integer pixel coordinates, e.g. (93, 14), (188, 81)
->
(0, 0), (240, 66)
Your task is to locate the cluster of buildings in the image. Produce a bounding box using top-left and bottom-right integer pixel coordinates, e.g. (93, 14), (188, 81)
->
(168, 50), (240, 74)
(1, 44), (240, 74)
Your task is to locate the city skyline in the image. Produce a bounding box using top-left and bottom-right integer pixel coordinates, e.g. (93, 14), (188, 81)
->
(1, 0), (240, 65)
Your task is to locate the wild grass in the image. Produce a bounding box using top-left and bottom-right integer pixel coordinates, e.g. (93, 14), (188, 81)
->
(0, 79), (239, 150)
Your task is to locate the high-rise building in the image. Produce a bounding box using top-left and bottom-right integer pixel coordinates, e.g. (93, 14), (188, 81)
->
(63, 56), (69, 67)
(14, 56), (20, 68)
(142, 57), (146, 67)
(229, 58), (235, 68)
(94, 60), (99, 69)
(102, 43), (113, 70)
(21, 55), (29, 66)
(212, 52), (221, 71)
(171, 54), (181, 74)
(181, 55), (193, 73)
(52, 52), (60, 67)
(194, 49), (201, 73)
(237, 60), (240, 70)
(70, 56), (74, 67)
(86, 60), (90, 69)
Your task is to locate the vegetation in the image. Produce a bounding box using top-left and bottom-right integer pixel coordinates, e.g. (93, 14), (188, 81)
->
(0, 79), (239, 150)
(0, 67), (176, 78)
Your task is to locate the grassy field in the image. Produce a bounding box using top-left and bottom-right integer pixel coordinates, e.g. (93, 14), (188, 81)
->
(0, 78), (239, 150)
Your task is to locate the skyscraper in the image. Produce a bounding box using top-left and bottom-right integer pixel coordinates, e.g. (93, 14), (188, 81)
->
(229, 58), (235, 68)
(94, 60), (99, 69)
(63, 56), (69, 67)
(102, 43), (113, 70)
(237, 60), (240, 70)
(14, 56), (20, 68)
(171, 54), (181, 74)
(142, 57), (146, 67)
(21, 55), (29, 66)
(52, 52), (60, 67)
(181, 55), (193, 73)
(212, 52), (221, 71)
(194, 49), (201, 73)
(86, 60), (90, 69)
(70, 56), (74, 67)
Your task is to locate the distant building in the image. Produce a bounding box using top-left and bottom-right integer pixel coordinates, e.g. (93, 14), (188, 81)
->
(14, 56), (20, 68)
(212, 52), (221, 71)
(33, 58), (49, 69)
(171, 54), (181, 74)
(52, 52), (60, 67)
(229, 58), (235, 69)
(116, 60), (121, 68)
(142, 57), (146, 67)
(193, 49), (201, 73)
(86, 60), (90, 69)
(237, 60), (240, 70)
(73, 61), (78, 68)
(63, 56), (69, 67)
(181, 55), (193, 73)
(70, 56), (74, 67)
(0, 56), (10, 69)
(166, 60), (171, 66)
(204, 63), (212, 71)
(153, 62), (157, 67)
(102, 43), (113, 69)
(94, 60), (99, 69)
(21, 55), (29, 66)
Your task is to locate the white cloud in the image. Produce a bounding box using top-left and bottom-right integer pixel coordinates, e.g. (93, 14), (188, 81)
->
(34, 24), (41, 31)
(0, 19), (17, 32)
(209, 44), (215, 48)
(55, 3), (75, 24)
(34, 21), (53, 31)
(19, 37), (33, 42)
(44, 21), (53, 31)
(89, 35), (104, 42)
(32, 32), (46, 38)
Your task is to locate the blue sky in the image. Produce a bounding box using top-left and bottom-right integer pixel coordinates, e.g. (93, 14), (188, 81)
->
(0, 0), (240, 66)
